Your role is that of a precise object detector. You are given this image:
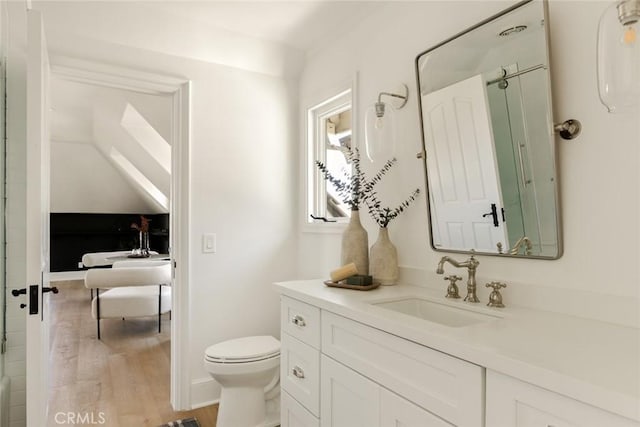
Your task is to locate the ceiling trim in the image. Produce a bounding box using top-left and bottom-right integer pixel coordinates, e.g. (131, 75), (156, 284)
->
(50, 55), (186, 95)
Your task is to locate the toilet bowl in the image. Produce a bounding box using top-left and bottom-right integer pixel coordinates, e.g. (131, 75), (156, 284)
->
(204, 335), (280, 427)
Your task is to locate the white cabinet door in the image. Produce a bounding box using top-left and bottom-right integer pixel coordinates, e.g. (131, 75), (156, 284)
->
(321, 355), (380, 427)
(322, 311), (483, 426)
(486, 370), (640, 427)
(282, 391), (319, 427)
(380, 387), (454, 427)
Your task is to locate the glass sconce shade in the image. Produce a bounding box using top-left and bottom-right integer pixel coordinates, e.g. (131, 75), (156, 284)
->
(364, 102), (396, 162)
(597, 0), (640, 113)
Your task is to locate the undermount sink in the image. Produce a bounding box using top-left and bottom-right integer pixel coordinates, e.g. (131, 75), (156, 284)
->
(372, 297), (501, 327)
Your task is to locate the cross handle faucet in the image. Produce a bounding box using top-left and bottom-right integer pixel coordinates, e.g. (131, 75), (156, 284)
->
(436, 254), (480, 303)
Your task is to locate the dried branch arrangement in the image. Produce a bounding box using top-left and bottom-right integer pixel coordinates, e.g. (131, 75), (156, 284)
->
(316, 149), (420, 226)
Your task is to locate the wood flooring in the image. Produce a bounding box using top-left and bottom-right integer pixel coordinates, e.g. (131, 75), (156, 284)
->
(48, 280), (218, 427)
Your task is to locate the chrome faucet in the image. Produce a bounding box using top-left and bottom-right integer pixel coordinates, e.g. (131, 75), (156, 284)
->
(436, 254), (480, 302)
(509, 236), (533, 256)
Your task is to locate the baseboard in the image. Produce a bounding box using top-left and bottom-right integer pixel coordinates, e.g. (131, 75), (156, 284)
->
(399, 266), (639, 328)
(190, 377), (220, 410)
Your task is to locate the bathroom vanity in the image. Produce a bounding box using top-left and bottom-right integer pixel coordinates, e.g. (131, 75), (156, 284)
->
(275, 280), (639, 427)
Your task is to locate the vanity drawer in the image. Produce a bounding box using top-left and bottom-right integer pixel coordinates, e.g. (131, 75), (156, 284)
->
(281, 390), (319, 427)
(321, 311), (483, 427)
(281, 333), (320, 417)
(282, 296), (321, 349)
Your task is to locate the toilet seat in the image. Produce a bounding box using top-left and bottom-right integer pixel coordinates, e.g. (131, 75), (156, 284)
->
(205, 335), (280, 364)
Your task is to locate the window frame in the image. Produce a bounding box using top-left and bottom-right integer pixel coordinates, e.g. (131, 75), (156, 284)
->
(301, 76), (358, 233)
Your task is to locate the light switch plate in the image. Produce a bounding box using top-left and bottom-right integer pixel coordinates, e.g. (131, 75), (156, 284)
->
(203, 233), (216, 253)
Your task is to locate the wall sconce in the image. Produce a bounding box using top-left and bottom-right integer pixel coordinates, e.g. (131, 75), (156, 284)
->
(364, 84), (408, 162)
(597, 0), (640, 113)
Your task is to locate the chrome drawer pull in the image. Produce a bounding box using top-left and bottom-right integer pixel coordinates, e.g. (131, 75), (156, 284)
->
(292, 366), (305, 379)
(291, 315), (306, 327)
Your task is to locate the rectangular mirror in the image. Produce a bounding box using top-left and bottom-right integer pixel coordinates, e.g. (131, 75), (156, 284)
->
(415, 0), (561, 259)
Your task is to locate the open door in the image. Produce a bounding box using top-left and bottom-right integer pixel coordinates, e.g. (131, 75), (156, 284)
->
(25, 9), (51, 427)
(422, 74), (508, 253)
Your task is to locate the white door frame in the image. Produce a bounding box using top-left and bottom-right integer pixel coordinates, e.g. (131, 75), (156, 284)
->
(49, 56), (192, 409)
(26, 10), (51, 426)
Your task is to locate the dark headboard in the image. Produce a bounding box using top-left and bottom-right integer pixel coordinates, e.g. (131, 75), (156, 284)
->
(50, 213), (170, 272)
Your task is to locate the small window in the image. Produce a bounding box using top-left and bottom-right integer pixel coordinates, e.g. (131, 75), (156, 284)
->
(305, 88), (353, 228)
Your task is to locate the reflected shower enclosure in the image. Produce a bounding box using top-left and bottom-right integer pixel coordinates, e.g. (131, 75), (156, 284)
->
(485, 64), (555, 255)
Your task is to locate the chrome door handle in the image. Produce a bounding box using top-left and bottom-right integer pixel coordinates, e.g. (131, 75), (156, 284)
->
(291, 315), (306, 327)
(292, 366), (305, 379)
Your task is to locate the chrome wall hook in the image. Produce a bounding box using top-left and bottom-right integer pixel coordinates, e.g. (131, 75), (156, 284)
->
(554, 119), (582, 140)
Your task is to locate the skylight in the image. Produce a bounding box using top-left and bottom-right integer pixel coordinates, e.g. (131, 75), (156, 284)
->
(121, 103), (171, 174)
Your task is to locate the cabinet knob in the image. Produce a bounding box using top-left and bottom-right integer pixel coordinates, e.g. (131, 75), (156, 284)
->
(291, 315), (306, 327)
(292, 366), (305, 379)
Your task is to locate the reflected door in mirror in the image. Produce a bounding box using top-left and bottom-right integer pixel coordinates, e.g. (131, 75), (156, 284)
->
(423, 74), (508, 252)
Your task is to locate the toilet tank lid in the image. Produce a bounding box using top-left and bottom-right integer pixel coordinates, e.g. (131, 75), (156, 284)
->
(205, 335), (280, 361)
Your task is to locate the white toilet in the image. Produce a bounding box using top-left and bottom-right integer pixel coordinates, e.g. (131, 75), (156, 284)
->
(204, 335), (281, 427)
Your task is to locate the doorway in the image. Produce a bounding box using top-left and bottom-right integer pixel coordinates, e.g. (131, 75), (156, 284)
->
(47, 75), (174, 424)
(42, 59), (192, 419)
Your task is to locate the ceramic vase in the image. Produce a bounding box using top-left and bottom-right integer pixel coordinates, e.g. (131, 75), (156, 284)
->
(370, 227), (398, 285)
(341, 209), (369, 275)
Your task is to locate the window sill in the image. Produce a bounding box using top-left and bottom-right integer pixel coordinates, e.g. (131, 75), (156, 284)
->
(301, 221), (348, 234)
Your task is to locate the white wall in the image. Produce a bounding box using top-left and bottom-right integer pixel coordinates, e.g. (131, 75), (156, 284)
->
(298, 1), (639, 328)
(184, 59), (298, 405)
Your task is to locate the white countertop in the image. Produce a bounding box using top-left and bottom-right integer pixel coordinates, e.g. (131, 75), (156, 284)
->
(274, 279), (640, 422)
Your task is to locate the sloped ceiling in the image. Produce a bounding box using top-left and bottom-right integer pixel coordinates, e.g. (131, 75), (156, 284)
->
(50, 76), (172, 214)
(34, 1), (382, 77)
(148, 1), (381, 52)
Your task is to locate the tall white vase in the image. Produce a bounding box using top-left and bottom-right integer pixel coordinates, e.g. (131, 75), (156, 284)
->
(370, 227), (398, 285)
(341, 209), (369, 275)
